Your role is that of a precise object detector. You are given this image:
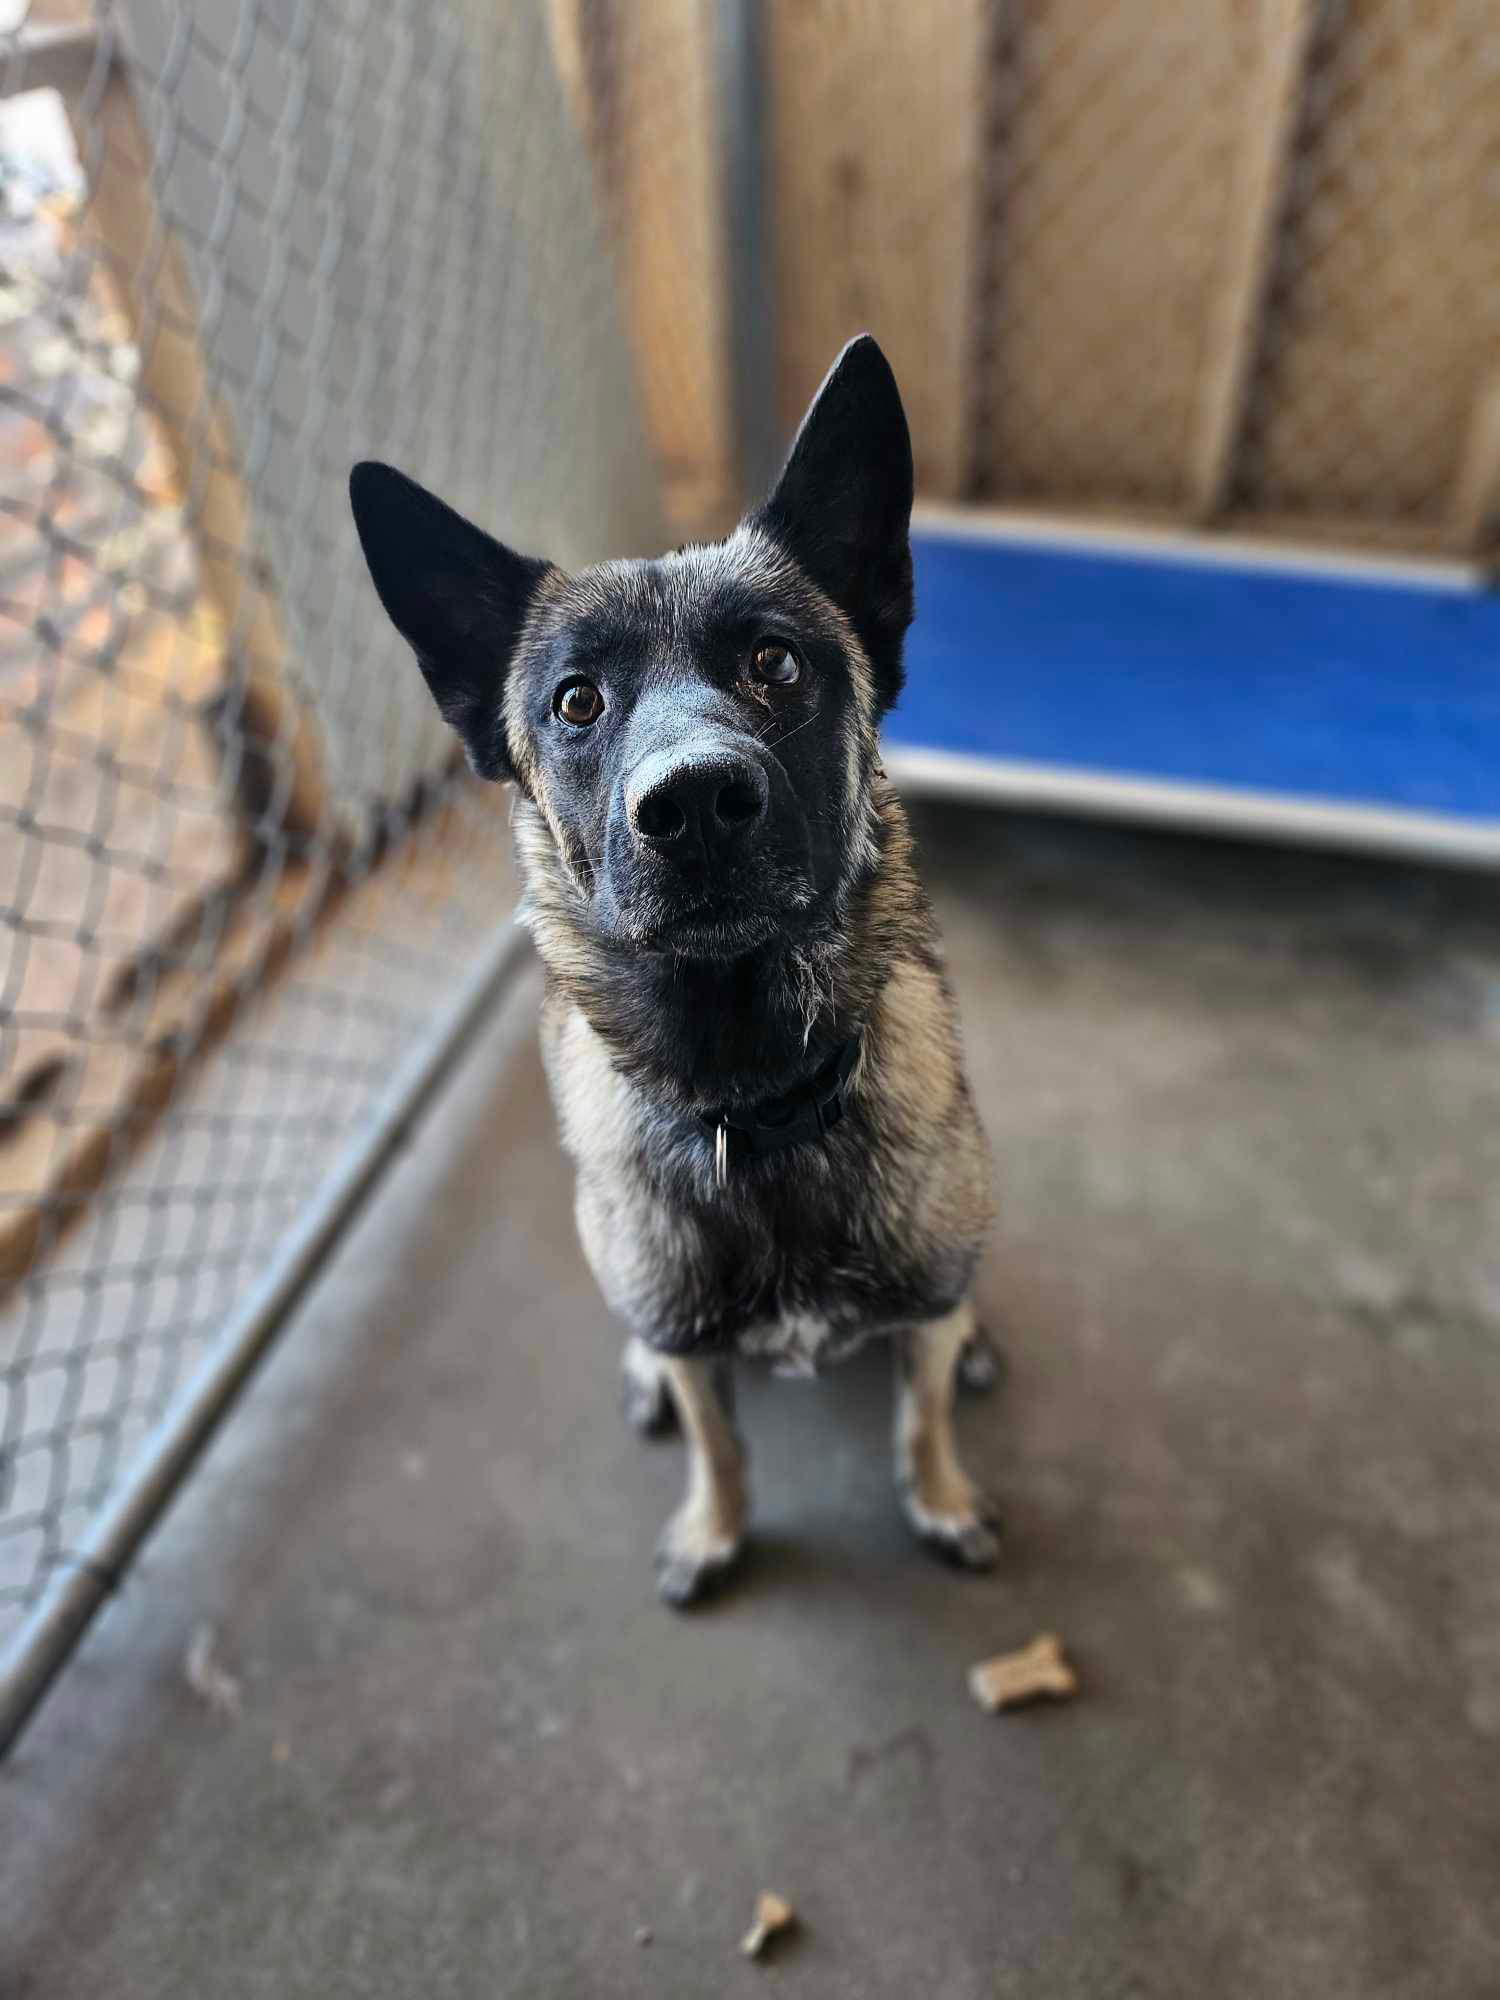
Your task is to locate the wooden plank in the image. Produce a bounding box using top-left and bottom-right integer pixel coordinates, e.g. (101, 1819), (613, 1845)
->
(1190, 0), (1319, 519)
(548, 0), (737, 539)
(0, 92), (247, 1121)
(75, 67), (331, 844)
(1237, 0), (1500, 540)
(1449, 375), (1500, 561)
(974, 0), (1262, 508)
(764, 0), (986, 501)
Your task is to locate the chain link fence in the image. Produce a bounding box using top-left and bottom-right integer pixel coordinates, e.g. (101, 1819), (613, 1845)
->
(0, 0), (667, 1731)
(2, 0), (1495, 1742)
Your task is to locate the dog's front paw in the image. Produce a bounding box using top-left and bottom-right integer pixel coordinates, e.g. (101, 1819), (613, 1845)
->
(901, 1483), (1002, 1572)
(654, 1508), (744, 1609)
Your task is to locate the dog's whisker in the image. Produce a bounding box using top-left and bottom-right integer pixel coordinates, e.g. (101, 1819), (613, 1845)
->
(769, 711), (819, 752)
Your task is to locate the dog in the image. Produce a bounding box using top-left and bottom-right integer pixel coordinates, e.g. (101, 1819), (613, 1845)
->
(350, 335), (997, 1605)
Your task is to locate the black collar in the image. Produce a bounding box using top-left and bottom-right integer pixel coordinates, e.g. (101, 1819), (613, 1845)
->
(698, 1035), (862, 1171)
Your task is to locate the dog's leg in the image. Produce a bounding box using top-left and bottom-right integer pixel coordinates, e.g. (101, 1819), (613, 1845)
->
(620, 1334), (678, 1437)
(895, 1300), (999, 1570)
(655, 1356), (747, 1607)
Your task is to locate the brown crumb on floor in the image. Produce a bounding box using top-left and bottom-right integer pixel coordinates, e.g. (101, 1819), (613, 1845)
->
(741, 1891), (796, 1959)
(968, 1632), (1078, 1712)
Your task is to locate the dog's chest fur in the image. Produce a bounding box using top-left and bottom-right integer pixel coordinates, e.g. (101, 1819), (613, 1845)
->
(738, 1310), (879, 1376)
(539, 904), (995, 1354)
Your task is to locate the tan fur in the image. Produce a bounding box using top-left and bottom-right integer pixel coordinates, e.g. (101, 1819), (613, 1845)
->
(895, 1299), (997, 1565)
(653, 1357), (747, 1602)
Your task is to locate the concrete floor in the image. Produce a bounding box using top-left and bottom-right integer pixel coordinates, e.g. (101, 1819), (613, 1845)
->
(6, 801), (1500, 1998)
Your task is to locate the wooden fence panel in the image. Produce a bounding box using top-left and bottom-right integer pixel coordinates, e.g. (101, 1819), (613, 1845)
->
(587, 0), (1497, 557)
(550, 0), (737, 539)
(974, 0), (1265, 509)
(1234, 0), (1500, 545)
(765, 0), (986, 501)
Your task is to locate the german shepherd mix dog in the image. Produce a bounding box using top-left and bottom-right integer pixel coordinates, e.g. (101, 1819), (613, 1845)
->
(350, 336), (997, 1605)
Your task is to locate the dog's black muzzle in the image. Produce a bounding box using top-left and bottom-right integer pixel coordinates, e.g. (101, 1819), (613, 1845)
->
(626, 744), (770, 872)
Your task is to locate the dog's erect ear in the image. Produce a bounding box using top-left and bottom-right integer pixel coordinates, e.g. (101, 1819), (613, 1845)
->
(349, 462), (550, 780)
(754, 334), (914, 713)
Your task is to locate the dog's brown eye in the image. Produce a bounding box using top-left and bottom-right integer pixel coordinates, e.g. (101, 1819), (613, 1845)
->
(555, 679), (604, 726)
(750, 640), (800, 687)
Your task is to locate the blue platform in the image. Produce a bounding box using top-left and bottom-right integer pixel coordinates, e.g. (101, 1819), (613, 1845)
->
(886, 526), (1500, 862)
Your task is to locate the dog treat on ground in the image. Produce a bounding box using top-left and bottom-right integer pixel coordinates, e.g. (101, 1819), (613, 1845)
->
(968, 1632), (1078, 1711)
(741, 1891), (796, 1959)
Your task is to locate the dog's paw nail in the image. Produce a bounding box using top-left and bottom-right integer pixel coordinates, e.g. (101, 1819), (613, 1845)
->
(950, 1521), (1001, 1570)
(654, 1531), (743, 1608)
(907, 1502), (1002, 1572)
(655, 1556), (708, 1607)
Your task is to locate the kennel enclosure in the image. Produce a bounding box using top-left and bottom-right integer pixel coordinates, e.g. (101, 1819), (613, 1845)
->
(2, 0), (1497, 1749)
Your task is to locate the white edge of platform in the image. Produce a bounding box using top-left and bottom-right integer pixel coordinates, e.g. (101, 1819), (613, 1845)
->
(910, 502), (1486, 594)
(882, 745), (1500, 870)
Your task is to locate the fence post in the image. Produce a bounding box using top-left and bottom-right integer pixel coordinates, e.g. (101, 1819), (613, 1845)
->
(1190, 0), (1321, 522)
(714, 0), (777, 509)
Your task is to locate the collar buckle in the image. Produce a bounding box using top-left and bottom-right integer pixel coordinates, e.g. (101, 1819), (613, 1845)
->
(700, 1035), (861, 1192)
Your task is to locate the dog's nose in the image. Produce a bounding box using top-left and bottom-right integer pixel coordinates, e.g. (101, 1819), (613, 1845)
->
(628, 750), (769, 857)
